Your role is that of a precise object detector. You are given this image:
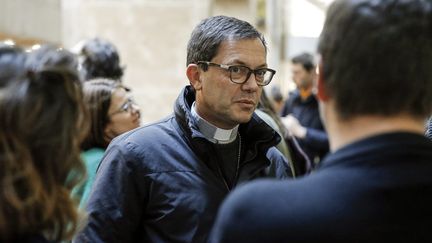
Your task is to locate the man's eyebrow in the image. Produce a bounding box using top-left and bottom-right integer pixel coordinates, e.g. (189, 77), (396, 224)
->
(226, 59), (268, 68)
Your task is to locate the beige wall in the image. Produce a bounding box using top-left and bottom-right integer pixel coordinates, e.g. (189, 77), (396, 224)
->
(0, 0), (279, 124)
(212, 0), (255, 24)
(61, 0), (268, 124)
(0, 0), (61, 43)
(62, 0), (212, 124)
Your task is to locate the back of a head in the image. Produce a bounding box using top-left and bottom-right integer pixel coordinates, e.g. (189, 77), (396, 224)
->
(318, 0), (432, 120)
(186, 15), (266, 66)
(75, 38), (124, 81)
(0, 46), (87, 241)
(291, 52), (316, 72)
(26, 44), (79, 81)
(81, 78), (122, 150)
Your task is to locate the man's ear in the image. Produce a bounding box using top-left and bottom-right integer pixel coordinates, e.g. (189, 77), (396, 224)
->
(186, 64), (202, 91)
(317, 62), (329, 102)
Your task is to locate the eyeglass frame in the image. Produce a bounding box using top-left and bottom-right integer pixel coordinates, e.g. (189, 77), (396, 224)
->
(108, 98), (137, 116)
(196, 61), (276, 86)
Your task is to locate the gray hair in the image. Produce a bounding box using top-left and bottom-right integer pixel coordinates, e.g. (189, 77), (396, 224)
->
(186, 15), (266, 66)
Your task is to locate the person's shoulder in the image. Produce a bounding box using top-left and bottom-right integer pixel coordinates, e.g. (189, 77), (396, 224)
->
(105, 114), (187, 162)
(221, 179), (297, 213)
(210, 174), (346, 242)
(212, 174), (333, 239)
(221, 172), (335, 216)
(210, 179), (305, 242)
(111, 114), (178, 145)
(255, 110), (279, 131)
(266, 146), (288, 164)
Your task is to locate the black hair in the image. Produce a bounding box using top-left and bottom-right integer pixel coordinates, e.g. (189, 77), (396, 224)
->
(26, 45), (79, 81)
(318, 0), (432, 120)
(77, 38), (124, 81)
(291, 52), (315, 72)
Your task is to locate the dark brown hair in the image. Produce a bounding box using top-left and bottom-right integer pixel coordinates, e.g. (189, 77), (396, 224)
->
(81, 78), (124, 151)
(0, 67), (88, 241)
(291, 52), (315, 72)
(77, 38), (124, 81)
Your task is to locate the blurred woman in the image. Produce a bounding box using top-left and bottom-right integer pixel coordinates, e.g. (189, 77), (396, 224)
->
(0, 48), (88, 242)
(72, 79), (141, 208)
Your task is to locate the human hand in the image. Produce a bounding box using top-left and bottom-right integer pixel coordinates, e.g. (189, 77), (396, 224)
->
(281, 115), (307, 139)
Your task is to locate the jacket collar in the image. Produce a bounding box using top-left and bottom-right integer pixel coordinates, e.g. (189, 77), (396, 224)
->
(174, 85), (281, 154)
(174, 85), (283, 182)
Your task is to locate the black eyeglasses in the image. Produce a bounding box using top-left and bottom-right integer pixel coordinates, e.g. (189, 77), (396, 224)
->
(109, 98), (136, 116)
(197, 61), (276, 86)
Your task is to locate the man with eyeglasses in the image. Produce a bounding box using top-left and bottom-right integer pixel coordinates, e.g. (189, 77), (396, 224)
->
(74, 15), (291, 243)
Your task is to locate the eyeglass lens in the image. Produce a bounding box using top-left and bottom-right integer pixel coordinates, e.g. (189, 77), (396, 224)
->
(229, 66), (272, 85)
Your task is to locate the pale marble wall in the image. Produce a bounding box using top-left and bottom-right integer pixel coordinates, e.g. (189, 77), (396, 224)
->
(212, 0), (254, 24)
(62, 0), (212, 124)
(0, 0), (61, 43)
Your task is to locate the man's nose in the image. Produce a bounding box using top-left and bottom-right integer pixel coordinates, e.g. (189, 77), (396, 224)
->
(242, 72), (260, 91)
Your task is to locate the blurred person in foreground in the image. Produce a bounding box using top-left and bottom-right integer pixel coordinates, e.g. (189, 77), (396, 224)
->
(0, 46), (88, 242)
(74, 15), (291, 243)
(72, 79), (141, 208)
(210, 0), (432, 242)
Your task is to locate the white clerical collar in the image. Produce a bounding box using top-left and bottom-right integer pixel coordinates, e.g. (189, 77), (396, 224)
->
(191, 102), (238, 144)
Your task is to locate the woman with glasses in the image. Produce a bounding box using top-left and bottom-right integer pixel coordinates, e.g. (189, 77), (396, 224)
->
(72, 78), (141, 208)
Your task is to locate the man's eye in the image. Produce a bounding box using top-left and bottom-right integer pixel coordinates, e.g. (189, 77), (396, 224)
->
(256, 69), (266, 77)
(229, 66), (242, 74)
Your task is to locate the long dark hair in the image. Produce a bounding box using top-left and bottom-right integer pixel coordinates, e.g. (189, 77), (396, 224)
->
(0, 66), (88, 241)
(81, 78), (124, 150)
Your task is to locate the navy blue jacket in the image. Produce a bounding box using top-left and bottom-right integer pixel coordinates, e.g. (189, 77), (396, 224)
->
(210, 132), (432, 242)
(74, 86), (291, 243)
(281, 90), (329, 162)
